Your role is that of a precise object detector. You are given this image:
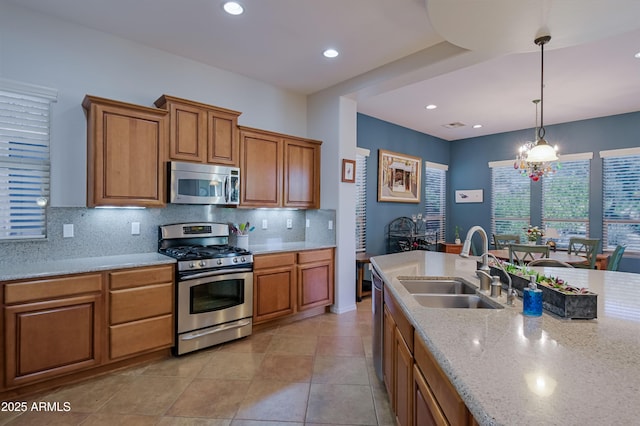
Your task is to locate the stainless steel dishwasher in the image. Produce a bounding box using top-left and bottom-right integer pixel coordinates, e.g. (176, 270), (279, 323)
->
(371, 263), (384, 381)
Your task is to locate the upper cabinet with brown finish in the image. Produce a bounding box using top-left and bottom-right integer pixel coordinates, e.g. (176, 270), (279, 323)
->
(239, 126), (321, 209)
(154, 95), (241, 166)
(83, 95), (168, 207)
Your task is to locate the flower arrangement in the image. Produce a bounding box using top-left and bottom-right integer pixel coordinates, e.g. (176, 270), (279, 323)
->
(525, 225), (544, 242)
(498, 260), (592, 295)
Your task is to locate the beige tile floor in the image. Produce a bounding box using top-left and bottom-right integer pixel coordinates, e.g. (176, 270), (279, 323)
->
(0, 298), (394, 426)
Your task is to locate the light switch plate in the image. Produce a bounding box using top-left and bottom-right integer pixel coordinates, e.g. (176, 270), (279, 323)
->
(262, 219), (268, 229)
(63, 224), (74, 238)
(131, 222), (140, 235)
(286, 218), (292, 229)
(306, 219), (310, 228)
(328, 220), (333, 230)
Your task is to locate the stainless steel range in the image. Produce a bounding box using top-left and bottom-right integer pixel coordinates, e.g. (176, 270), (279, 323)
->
(159, 222), (253, 355)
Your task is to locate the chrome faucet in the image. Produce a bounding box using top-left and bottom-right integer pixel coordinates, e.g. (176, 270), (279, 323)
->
(459, 225), (490, 272)
(486, 252), (516, 306)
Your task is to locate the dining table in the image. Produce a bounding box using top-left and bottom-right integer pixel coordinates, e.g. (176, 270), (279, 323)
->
(488, 248), (588, 265)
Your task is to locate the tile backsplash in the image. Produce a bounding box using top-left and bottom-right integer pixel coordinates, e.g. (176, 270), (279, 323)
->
(0, 205), (335, 264)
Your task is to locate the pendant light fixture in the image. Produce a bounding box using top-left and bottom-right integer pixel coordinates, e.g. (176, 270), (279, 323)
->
(514, 33), (560, 181)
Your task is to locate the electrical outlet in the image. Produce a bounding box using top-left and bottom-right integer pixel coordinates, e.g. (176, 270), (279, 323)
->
(262, 219), (268, 230)
(63, 224), (74, 238)
(286, 218), (292, 229)
(328, 220), (333, 230)
(306, 219), (310, 228)
(131, 222), (140, 235)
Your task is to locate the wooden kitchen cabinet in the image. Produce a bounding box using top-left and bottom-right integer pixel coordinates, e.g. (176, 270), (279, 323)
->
(413, 333), (472, 426)
(383, 287), (414, 426)
(154, 95), (241, 166)
(253, 252), (297, 324)
(297, 249), (334, 311)
(83, 95), (168, 207)
(107, 265), (174, 360)
(239, 126), (321, 209)
(3, 274), (103, 388)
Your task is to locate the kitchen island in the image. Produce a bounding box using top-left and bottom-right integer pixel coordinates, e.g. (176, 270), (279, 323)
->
(371, 250), (640, 426)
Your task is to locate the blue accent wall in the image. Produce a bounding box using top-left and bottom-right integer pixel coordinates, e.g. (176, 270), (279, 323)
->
(357, 114), (450, 256)
(358, 111), (640, 273)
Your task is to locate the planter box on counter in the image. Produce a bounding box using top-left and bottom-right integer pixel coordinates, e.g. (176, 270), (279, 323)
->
(489, 266), (597, 319)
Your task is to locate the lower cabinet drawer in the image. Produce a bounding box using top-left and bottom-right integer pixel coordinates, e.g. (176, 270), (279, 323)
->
(109, 314), (173, 360)
(110, 283), (173, 325)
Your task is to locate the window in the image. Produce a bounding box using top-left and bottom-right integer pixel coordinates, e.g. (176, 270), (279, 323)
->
(489, 160), (530, 240)
(355, 147), (369, 252)
(0, 79), (57, 240)
(542, 153), (592, 249)
(424, 161), (447, 242)
(601, 147), (640, 253)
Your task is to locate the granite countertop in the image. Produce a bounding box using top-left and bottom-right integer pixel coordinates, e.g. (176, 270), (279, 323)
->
(371, 250), (640, 426)
(0, 242), (336, 282)
(0, 253), (176, 281)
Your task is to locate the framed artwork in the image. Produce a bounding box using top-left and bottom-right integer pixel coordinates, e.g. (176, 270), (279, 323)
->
(341, 159), (355, 183)
(455, 189), (483, 203)
(377, 149), (421, 203)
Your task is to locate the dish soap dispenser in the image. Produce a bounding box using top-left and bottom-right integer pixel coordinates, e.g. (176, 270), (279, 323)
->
(523, 275), (543, 317)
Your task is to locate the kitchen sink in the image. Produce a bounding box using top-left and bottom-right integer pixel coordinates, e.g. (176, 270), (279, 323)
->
(399, 279), (477, 295)
(412, 294), (503, 309)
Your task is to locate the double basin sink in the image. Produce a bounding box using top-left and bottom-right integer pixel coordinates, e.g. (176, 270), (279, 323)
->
(399, 278), (502, 309)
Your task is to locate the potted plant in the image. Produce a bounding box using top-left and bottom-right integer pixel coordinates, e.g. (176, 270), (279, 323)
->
(454, 226), (462, 244)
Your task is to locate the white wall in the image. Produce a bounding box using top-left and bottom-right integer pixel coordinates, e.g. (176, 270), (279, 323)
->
(0, 3), (308, 207)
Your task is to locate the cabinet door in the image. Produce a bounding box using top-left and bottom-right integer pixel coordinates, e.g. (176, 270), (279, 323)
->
(413, 364), (448, 426)
(84, 95), (168, 207)
(283, 138), (321, 209)
(253, 265), (296, 323)
(383, 305), (396, 410)
(207, 109), (239, 166)
(297, 259), (333, 311)
(240, 129), (282, 207)
(4, 294), (102, 388)
(168, 100), (207, 162)
(395, 327), (413, 426)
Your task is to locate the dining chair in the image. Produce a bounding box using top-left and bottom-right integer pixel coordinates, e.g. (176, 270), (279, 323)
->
(568, 238), (600, 269)
(607, 245), (626, 271)
(527, 258), (574, 268)
(508, 243), (550, 265)
(493, 234), (521, 249)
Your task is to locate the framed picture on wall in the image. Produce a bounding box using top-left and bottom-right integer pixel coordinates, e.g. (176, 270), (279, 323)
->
(341, 159), (356, 183)
(377, 149), (421, 203)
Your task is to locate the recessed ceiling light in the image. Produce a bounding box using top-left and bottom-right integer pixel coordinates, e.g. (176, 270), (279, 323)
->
(323, 48), (339, 58)
(223, 1), (244, 15)
(473, 124), (483, 129)
(635, 51), (640, 59)
(425, 104), (437, 110)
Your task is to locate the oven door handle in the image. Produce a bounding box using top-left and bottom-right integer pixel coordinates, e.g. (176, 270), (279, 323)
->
(180, 319), (252, 341)
(180, 268), (253, 281)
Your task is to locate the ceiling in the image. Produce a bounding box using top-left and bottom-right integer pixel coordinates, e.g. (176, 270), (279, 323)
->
(9, 0), (640, 141)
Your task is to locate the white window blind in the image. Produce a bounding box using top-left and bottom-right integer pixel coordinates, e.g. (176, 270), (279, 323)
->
(490, 160), (530, 239)
(542, 153), (592, 249)
(0, 79), (57, 240)
(424, 162), (447, 242)
(601, 148), (640, 253)
(355, 148), (369, 252)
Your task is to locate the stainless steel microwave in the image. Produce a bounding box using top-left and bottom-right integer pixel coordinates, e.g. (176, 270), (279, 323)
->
(169, 161), (240, 205)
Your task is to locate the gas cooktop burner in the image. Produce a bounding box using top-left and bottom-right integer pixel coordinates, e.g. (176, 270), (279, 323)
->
(162, 245), (250, 261)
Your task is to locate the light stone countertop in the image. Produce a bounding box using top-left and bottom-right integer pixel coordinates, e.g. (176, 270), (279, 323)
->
(371, 250), (640, 426)
(0, 253), (176, 281)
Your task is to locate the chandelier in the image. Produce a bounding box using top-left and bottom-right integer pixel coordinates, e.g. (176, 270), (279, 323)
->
(514, 34), (560, 182)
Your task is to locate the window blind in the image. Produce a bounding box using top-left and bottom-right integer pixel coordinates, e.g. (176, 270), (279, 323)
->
(490, 161), (530, 240)
(355, 148), (369, 252)
(424, 162), (447, 242)
(0, 79), (57, 240)
(542, 153), (592, 249)
(601, 148), (640, 253)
